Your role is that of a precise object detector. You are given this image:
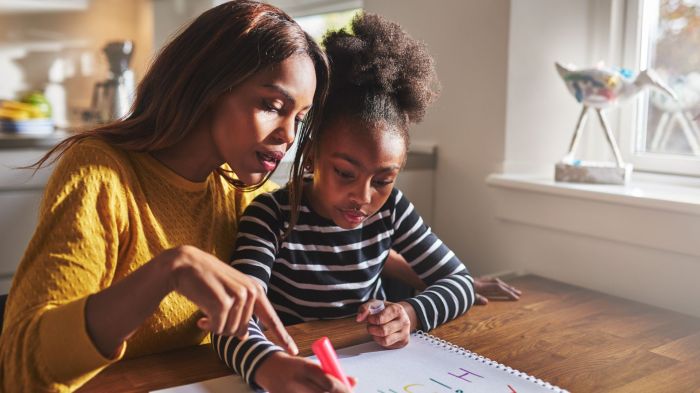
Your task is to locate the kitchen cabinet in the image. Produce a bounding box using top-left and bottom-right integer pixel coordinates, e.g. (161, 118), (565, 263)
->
(0, 146), (53, 293)
(0, 191), (43, 292)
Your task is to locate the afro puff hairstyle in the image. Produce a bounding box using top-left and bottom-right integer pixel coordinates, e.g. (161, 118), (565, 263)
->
(319, 12), (439, 142)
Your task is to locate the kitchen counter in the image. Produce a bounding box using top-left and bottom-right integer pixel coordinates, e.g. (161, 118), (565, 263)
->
(0, 133), (437, 169)
(404, 141), (436, 170)
(0, 131), (71, 149)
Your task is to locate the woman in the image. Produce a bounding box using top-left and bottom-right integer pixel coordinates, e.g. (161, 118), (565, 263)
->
(0, 1), (330, 392)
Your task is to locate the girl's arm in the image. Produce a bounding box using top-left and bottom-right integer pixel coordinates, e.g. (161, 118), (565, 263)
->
(211, 193), (289, 386)
(211, 193), (349, 392)
(390, 189), (476, 332)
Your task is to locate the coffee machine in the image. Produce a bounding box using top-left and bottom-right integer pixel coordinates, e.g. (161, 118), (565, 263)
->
(91, 40), (135, 123)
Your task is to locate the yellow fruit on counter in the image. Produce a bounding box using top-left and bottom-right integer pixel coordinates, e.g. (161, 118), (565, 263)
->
(22, 92), (52, 118)
(0, 107), (31, 120)
(1, 100), (45, 118)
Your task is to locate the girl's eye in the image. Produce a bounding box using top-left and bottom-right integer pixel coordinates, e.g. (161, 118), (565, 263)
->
(334, 167), (354, 179)
(373, 179), (394, 188)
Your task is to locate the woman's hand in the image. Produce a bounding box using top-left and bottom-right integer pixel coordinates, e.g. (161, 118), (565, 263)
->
(356, 300), (415, 349)
(255, 352), (355, 393)
(164, 245), (297, 354)
(85, 245), (296, 359)
(473, 277), (522, 305)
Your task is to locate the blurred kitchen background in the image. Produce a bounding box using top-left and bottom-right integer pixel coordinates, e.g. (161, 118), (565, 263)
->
(0, 0), (362, 130)
(2, 0), (699, 319)
(0, 0), (437, 297)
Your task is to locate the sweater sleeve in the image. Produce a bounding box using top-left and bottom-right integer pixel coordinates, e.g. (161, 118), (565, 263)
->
(212, 192), (285, 387)
(0, 142), (129, 392)
(390, 189), (475, 332)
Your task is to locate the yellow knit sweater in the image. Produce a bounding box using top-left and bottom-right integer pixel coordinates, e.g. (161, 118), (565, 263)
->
(0, 138), (276, 392)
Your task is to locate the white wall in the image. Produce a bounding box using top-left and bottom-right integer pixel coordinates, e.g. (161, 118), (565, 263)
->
(363, 0), (512, 276)
(504, 0), (590, 174)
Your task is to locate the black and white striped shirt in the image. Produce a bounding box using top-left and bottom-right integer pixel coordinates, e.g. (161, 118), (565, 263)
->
(212, 186), (475, 386)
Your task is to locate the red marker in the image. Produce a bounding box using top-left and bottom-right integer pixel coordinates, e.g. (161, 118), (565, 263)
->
(311, 336), (351, 388)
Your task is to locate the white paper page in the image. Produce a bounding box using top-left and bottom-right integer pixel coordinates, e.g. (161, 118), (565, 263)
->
(334, 335), (566, 393)
(151, 333), (566, 393)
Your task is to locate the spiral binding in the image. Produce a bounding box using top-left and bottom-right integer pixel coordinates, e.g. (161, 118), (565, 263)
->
(414, 331), (569, 393)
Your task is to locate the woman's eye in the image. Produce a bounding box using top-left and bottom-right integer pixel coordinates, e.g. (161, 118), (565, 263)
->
(263, 100), (283, 112)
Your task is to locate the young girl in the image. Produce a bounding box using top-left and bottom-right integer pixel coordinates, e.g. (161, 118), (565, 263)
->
(0, 1), (327, 391)
(212, 13), (474, 393)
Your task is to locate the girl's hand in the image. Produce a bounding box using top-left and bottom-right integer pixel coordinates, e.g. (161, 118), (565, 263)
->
(162, 245), (297, 354)
(255, 352), (356, 393)
(473, 277), (522, 305)
(356, 300), (414, 349)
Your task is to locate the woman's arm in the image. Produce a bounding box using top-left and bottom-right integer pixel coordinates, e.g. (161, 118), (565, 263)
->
(0, 146), (293, 392)
(382, 250), (427, 291)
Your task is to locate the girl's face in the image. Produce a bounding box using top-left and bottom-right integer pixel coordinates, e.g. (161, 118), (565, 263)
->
(309, 119), (406, 229)
(210, 55), (317, 185)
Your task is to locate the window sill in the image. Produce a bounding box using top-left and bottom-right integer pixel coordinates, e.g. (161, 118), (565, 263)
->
(486, 172), (700, 258)
(487, 172), (700, 216)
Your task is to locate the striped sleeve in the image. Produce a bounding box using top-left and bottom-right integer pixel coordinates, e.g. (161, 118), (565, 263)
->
(211, 192), (285, 386)
(391, 189), (475, 331)
(211, 319), (285, 387)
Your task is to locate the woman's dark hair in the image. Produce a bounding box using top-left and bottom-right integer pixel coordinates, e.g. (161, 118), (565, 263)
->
(30, 0), (329, 231)
(314, 12), (439, 152)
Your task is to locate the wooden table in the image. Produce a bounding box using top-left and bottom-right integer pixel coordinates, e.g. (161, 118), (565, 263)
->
(78, 275), (700, 392)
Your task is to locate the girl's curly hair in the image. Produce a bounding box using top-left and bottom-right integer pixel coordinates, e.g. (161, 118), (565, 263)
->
(319, 12), (439, 144)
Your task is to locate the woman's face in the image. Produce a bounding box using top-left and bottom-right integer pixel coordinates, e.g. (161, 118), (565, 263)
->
(210, 54), (317, 185)
(309, 119), (407, 229)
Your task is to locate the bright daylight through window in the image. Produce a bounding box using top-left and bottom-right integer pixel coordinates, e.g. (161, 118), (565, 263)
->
(629, 0), (700, 175)
(270, 6), (360, 184)
(294, 8), (360, 42)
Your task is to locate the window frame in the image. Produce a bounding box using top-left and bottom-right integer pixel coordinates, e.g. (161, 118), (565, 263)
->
(618, 0), (700, 177)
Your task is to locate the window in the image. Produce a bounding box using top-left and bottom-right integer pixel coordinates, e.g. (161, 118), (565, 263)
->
(267, 1), (361, 184)
(269, 0), (361, 41)
(295, 8), (360, 42)
(620, 0), (700, 176)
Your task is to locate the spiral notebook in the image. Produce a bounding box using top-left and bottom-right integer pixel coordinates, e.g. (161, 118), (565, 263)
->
(152, 331), (568, 393)
(338, 331), (567, 393)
